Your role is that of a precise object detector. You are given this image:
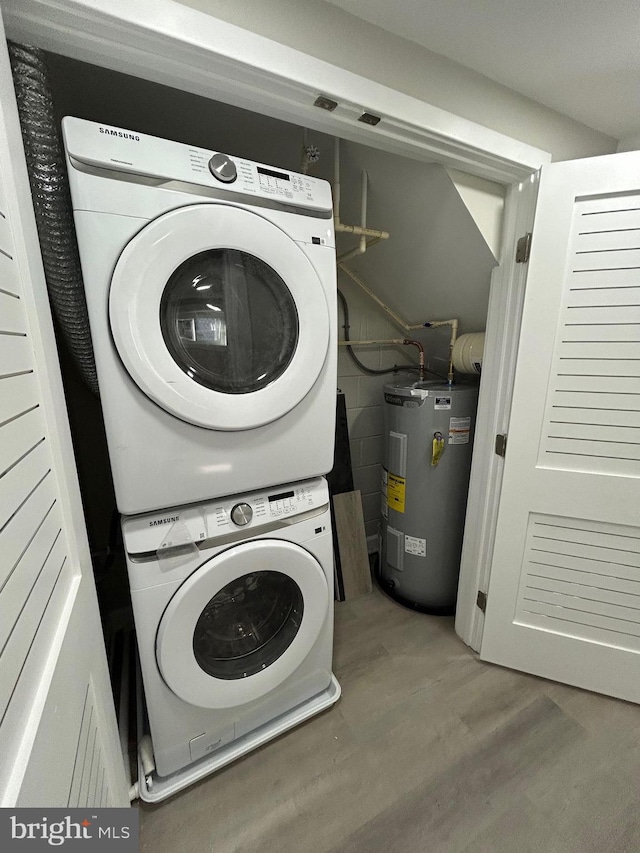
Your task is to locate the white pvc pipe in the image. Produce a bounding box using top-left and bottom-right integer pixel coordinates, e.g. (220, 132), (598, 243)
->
(360, 169), (368, 254)
(333, 138), (389, 244)
(337, 237), (381, 264)
(338, 263), (458, 346)
(334, 222), (390, 238)
(338, 263), (408, 330)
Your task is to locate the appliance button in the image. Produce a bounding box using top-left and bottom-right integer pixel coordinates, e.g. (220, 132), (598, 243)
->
(230, 502), (253, 526)
(208, 153), (238, 183)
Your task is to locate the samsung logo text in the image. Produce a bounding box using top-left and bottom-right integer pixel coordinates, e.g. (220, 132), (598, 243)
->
(149, 516), (180, 527)
(99, 127), (140, 141)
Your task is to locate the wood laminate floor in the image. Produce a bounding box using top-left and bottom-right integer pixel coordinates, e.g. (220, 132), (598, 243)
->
(139, 586), (640, 853)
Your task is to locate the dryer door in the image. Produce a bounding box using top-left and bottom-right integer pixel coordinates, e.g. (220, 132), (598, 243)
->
(109, 203), (331, 430)
(156, 539), (329, 708)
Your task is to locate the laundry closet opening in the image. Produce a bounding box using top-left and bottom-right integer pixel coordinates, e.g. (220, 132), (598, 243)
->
(41, 51), (503, 627)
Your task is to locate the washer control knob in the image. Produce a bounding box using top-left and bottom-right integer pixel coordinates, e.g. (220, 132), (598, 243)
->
(208, 153), (237, 183)
(231, 502), (253, 526)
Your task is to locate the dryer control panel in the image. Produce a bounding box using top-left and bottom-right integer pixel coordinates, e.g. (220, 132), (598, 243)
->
(62, 117), (333, 215)
(122, 477), (329, 554)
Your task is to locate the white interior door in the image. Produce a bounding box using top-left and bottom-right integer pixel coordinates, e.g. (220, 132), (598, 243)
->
(481, 149), (640, 703)
(0, 17), (128, 804)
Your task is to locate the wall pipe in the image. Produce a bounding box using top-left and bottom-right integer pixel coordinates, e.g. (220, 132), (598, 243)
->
(338, 291), (447, 380)
(359, 169), (367, 255)
(338, 262), (459, 384)
(333, 138), (389, 244)
(338, 338), (425, 380)
(337, 237), (381, 264)
(338, 338), (407, 346)
(338, 262), (409, 329)
(335, 221), (389, 238)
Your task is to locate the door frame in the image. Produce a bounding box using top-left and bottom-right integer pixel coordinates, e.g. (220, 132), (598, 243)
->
(2, 0), (549, 651)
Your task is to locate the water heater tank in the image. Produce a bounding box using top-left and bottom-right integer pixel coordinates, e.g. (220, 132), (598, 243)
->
(380, 379), (479, 613)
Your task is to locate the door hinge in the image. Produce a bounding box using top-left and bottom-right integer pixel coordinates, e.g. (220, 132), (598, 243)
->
(476, 590), (487, 613)
(495, 433), (507, 457)
(516, 232), (532, 263)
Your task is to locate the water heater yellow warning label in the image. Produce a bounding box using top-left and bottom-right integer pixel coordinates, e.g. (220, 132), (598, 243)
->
(387, 473), (406, 513)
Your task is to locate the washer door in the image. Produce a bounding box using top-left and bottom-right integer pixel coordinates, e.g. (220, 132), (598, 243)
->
(156, 539), (329, 709)
(109, 204), (330, 430)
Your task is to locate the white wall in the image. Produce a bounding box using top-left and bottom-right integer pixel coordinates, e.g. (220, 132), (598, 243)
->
(175, 0), (618, 162)
(618, 133), (640, 153)
(446, 169), (505, 260)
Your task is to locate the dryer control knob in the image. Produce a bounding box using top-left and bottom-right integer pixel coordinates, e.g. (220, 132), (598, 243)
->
(208, 153), (237, 183)
(231, 502), (253, 526)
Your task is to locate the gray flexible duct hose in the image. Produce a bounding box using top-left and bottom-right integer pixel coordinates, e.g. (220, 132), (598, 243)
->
(9, 42), (99, 395)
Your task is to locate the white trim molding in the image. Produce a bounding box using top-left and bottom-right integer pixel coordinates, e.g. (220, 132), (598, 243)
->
(2, 0), (550, 182)
(456, 175), (540, 650)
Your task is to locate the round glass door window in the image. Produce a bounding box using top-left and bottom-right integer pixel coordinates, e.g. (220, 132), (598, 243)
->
(192, 570), (304, 679)
(160, 249), (299, 394)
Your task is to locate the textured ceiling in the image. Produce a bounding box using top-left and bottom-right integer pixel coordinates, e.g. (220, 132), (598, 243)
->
(325, 0), (640, 141)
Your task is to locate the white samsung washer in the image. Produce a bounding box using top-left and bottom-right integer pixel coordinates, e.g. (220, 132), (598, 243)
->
(62, 117), (337, 514)
(122, 476), (339, 800)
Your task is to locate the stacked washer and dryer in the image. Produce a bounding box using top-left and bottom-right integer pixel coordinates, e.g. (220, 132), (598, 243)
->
(63, 118), (340, 801)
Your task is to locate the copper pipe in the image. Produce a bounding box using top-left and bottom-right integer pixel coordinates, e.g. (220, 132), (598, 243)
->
(403, 339), (425, 381)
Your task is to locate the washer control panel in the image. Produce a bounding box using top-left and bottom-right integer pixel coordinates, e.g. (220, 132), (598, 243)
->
(62, 117), (333, 215)
(122, 477), (329, 553)
(223, 482), (320, 528)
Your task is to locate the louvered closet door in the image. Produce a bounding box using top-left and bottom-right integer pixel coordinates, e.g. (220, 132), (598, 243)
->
(0, 12), (127, 806)
(481, 150), (640, 702)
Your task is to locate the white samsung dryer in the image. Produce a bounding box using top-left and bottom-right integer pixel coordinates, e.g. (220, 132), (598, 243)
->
(62, 117), (337, 514)
(122, 476), (339, 796)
